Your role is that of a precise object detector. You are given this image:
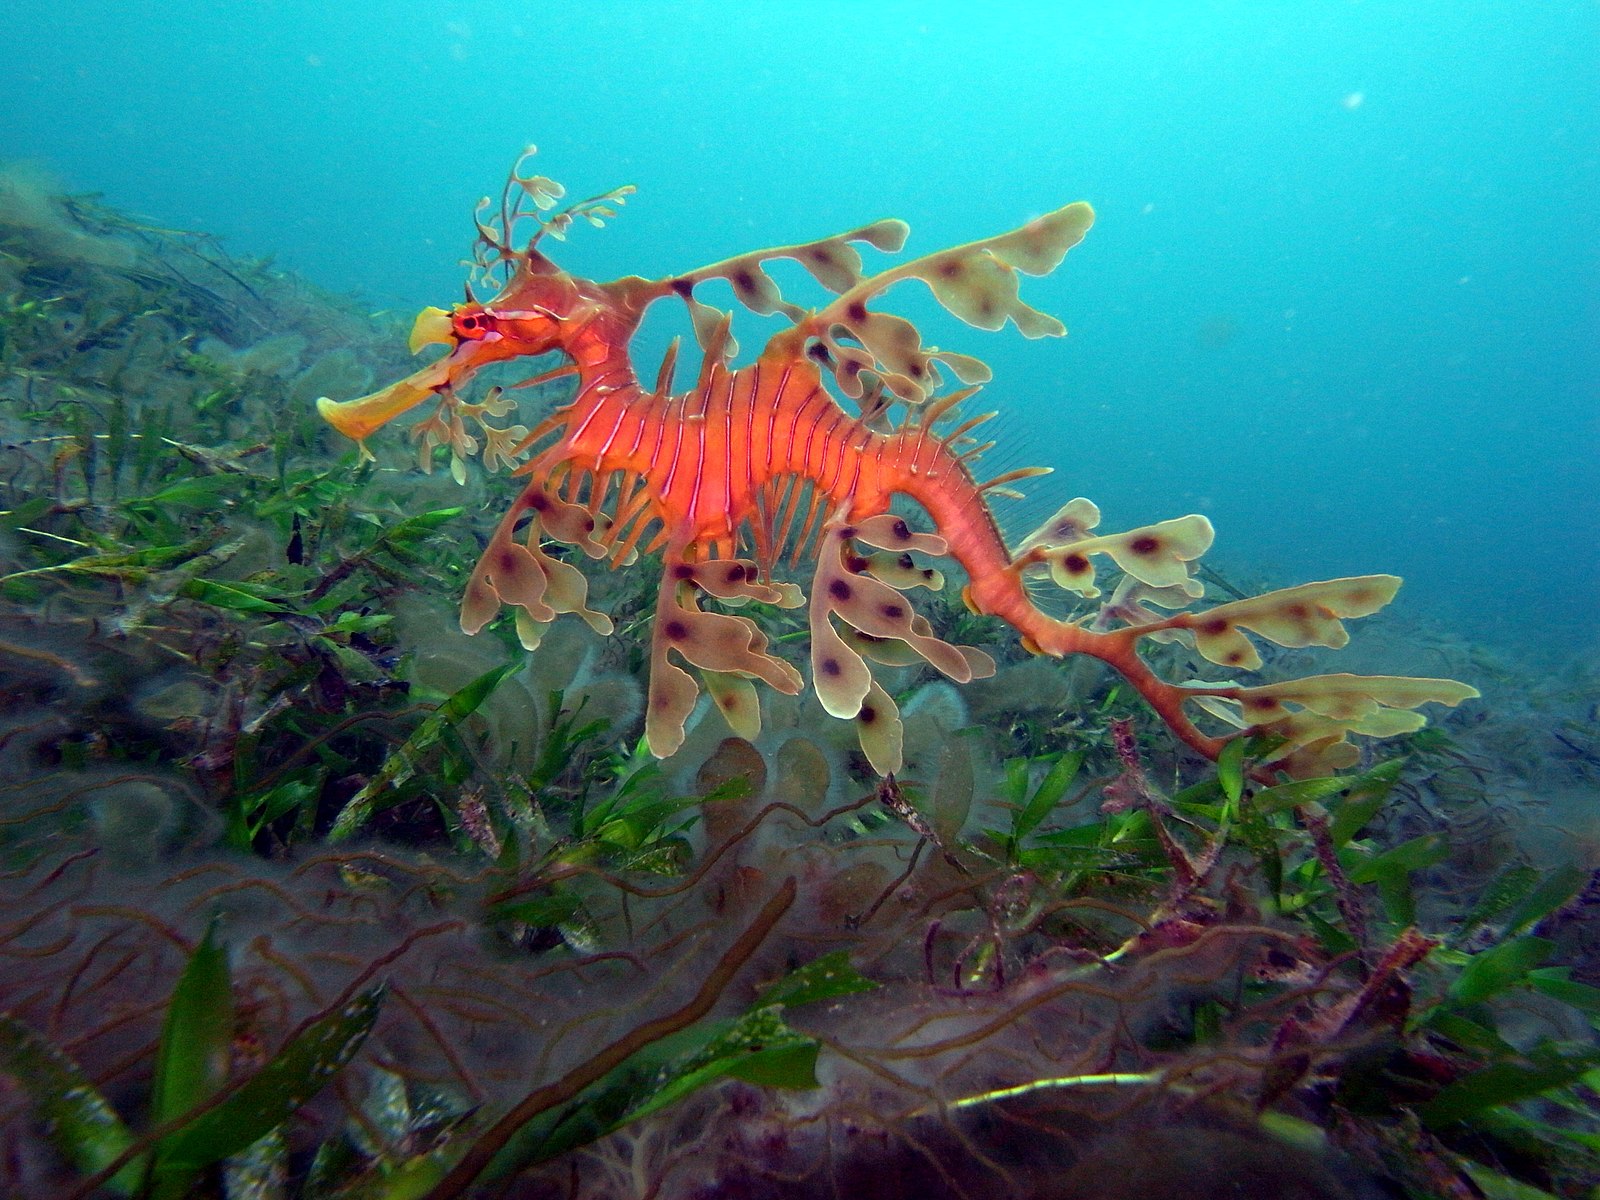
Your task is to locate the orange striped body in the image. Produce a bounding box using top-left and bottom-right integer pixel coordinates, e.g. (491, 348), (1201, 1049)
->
(552, 351), (1003, 577)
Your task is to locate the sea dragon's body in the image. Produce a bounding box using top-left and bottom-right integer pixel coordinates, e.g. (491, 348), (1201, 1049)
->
(319, 149), (1474, 776)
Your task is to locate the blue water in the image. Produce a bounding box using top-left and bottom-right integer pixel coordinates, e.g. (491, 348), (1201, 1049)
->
(5, 0), (1595, 658)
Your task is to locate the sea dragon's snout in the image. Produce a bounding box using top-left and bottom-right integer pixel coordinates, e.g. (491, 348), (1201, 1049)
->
(315, 306), (469, 451)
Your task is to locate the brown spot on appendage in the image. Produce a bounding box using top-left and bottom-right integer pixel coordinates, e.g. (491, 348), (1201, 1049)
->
(845, 554), (870, 573)
(820, 657), (843, 677)
(1245, 696), (1279, 712)
(664, 619), (689, 641)
(1201, 617), (1230, 635)
(1225, 651), (1246, 665)
(891, 519), (910, 540)
(528, 491), (550, 511)
(829, 579), (852, 601)
(858, 704), (877, 724)
(733, 269), (756, 291)
(881, 602), (905, 619)
(496, 550), (518, 573)
(846, 301), (868, 322)
(896, 553), (914, 568)
(1285, 603), (1310, 620)
(909, 362), (925, 378)
(1064, 552), (1089, 573)
(725, 562), (747, 581)
(936, 259), (962, 278)
(1129, 535), (1160, 555)
(672, 562), (696, 580)
(838, 525), (857, 540)
(670, 278), (693, 297)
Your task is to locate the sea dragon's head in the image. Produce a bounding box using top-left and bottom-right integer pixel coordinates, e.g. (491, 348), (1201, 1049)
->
(318, 146), (635, 455)
(316, 252), (589, 452)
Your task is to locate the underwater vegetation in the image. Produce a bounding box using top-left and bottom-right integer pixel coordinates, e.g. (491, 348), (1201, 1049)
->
(1, 156), (1597, 1199)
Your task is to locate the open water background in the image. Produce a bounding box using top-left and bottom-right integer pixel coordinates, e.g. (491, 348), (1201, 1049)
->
(3, 0), (1595, 659)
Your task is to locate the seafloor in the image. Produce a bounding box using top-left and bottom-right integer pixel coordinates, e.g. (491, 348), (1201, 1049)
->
(1, 166), (1596, 1200)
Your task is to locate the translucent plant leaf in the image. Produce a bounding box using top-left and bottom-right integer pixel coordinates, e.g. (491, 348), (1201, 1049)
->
(1012, 750), (1084, 845)
(0, 1015), (143, 1195)
(329, 662), (520, 841)
(150, 922), (235, 1197)
(754, 950), (879, 1009)
(158, 986), (385, 1172)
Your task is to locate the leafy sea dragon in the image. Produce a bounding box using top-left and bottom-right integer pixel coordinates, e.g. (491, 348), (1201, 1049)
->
(318, 148), (1475, 777)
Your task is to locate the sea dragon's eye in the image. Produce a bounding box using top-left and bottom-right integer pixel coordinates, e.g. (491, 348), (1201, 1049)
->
(453, 311), (493, 339)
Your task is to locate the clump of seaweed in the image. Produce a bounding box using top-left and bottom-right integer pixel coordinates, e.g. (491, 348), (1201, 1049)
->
(1, 169), (1596, 1200)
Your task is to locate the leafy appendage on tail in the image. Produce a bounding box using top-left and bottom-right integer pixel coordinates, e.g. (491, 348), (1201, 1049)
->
(1010, 501), (1478, 775)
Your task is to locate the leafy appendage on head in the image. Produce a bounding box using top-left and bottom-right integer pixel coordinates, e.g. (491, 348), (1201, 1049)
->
(469, 144), (635, 291)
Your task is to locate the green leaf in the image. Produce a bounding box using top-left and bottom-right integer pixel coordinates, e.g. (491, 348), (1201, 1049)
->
(0, 1015), (143, 1194)
(227, 777), (319, 850)
(157, 985), (384, 1171)
(1216, 738), (1244, 810)
(1346, 832), (1448, 884)
(126, 474), (237, 512)
(319, 611), (394, 635)
(151, 923), (235, 1127)
(1253, 776), (1352, 816)
(490, 891), (585, 930)
(1454, 864), (1541, 946)
(1448, 936), (1555, 1006)
(755, 950), (878, 1009)
(1013, 751), (1083, 843)
(181, 577), (293, 614)
(1527, 968), (1600, 1016)
(1459, 1161), (1567, 1200)
(1327, 787), (1390, 847)
(486, 1005), (818, 1181)
(441, 659), (520, 721)
(1422, 1046), (1600, 1127)
(381, 506), (464, 545)
(1501, 862), (1587, 937)
(329, 661), (520, 841)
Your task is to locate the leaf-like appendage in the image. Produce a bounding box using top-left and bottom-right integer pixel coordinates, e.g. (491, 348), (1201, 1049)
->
(1186, 576), (1402, 671)
(1017, 512), (1214, 600)
(806, 519), (991, 774)
(797, 202), (1094, 406)
(643, 556), (806, 756)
